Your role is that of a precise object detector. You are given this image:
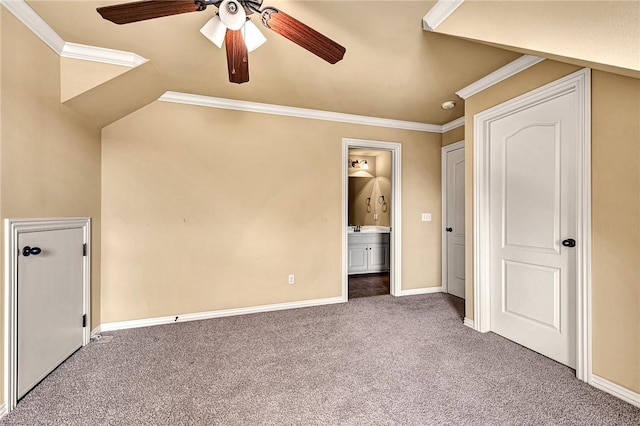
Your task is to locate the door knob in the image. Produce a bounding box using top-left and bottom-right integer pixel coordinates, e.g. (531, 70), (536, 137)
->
(446, 227), (453, 232)
(562, 239), (576, 248)
(22, 246), (42, 257)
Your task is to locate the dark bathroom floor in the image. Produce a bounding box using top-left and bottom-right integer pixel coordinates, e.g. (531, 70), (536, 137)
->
(348, 272), (390, 299)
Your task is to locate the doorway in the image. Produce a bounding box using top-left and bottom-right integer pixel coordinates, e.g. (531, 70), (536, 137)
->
(342, 139), (402, 301)
(473, 69), (591, 380)
(4, 218), (91, 413)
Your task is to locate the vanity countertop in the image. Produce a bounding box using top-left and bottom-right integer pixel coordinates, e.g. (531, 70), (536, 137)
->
(348, 226), (390, 234)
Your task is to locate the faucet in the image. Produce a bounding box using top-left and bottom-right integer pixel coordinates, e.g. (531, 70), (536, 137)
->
(354, 225), (361, 232)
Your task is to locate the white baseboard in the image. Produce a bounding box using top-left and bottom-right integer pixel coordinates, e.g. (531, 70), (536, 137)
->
(0, 402), (7, 419)
(463, 317), (475, 329)
(591, 374), (640, 408)
(90, 325), (102, 337)
(100, 296), (344, 332)
(399, 286), (443, 296)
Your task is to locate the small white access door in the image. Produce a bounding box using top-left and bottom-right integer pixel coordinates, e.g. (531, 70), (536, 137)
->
(487, 86), (580, 368)
(17, 228), (85, 399)
(443, 143), (465, 299)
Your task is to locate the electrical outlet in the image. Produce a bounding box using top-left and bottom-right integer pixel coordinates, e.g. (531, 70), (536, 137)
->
(288, 274), (295, 284)
(374, 213), (379, 220)
(422, 213), (432, 222)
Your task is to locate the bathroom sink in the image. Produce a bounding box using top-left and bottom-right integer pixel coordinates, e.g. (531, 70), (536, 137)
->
(348, 226), (390, 233)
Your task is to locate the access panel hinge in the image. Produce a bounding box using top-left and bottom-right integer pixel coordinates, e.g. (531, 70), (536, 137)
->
(83, 243), (87, 257)
(82, 314), (87, 328)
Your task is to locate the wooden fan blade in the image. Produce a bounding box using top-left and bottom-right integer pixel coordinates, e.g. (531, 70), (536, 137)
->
(97, 0), (203, 25)
(261, 8), (346, 64)
(225, 29), (250, 84)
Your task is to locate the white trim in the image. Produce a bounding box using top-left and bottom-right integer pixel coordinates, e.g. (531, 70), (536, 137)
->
(473, 69), (592, 380)
(0, 402), (7, 419)
(422, 0), (465, 31)
(463, 317), (475, 329)
(577, 70), (593, 383)
(456, 55), (545, 100)
(91, 325), (102, 338)
(2, 0), (147, 68)
(591, 375), (640, 409)
(61, 43), (148, 67)
(160, 91), (442, 133)
(342, 139), (402, 298)
(442, 117), (465, 133)
(1, 0), (65, 54)
(4, 217), (91, 414)
(101, 296), (344, 332)
(442, 140), (465, 152)
(399, 286), (442, 296)
(341, 144), (349, 303)
(441, 140), (465, 295)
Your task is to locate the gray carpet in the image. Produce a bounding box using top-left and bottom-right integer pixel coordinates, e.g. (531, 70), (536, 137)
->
(2, 294), (639, 425)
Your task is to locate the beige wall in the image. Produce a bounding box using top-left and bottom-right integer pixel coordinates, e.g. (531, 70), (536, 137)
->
(464, 60), (640, 393)
(591, 70), (640, 393)
(442, 125), (465, 147)
(101, 102), (442, 322)
(348, 151), (391, 227)
(1, 11), (102, 401)
(60, 58), (132, 103)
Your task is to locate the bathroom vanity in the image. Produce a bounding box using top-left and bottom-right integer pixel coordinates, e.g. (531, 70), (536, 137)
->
(348, 227), (390, 274)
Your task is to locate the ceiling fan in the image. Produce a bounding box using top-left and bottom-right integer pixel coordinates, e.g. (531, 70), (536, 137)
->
(97, 0), (346, 84)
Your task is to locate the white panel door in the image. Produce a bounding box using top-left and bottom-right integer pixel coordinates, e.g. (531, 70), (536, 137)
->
(445, 147), (465, 298)
(489, 90), (578, 368)
(17, 228), (85, 399)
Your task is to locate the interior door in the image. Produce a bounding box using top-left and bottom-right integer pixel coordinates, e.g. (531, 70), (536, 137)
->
(488, 90), (578, 368)
(17, 228), (85, 399)
(445, 147), (465, 299)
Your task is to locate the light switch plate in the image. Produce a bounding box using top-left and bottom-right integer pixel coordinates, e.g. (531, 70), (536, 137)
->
(422, 213), (432, 222)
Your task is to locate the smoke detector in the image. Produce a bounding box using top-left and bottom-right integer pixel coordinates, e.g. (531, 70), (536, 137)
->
(441, 100), (457, 110)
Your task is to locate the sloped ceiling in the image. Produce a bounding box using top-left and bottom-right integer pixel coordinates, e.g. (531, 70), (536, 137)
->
(27, 1), (521, 125)
(432, 0), (640, 79)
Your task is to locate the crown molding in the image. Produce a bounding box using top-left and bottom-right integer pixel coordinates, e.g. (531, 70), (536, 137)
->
(422, 0), (465, 32)
(61, 43), (148, 68)
(442, 116), (464, 132)
(4, 0), (443, 132)
(456, 55), (546, 99)
(1, 0), (65, 53)
(2, 0), (147, 68)
(159, 92), (443, 133)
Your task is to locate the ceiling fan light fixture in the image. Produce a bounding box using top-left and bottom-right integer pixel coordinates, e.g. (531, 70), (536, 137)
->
(219, 0), (246, 31)
(200, 15), (227, 48)
(243, 20), (267, 52)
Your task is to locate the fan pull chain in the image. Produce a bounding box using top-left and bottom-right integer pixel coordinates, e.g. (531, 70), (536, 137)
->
(232, 33), (236, 75)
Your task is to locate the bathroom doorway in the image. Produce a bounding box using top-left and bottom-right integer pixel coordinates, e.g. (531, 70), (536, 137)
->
(342, 139), (402, 300)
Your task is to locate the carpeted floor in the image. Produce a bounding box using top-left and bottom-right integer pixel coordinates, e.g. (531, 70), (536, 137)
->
(2, 293), (639, 425)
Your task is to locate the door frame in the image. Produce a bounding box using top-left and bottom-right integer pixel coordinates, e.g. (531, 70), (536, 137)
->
(441, 140), (465, 295)
(3, 217), (91, 413)
(342, 138), (402, 299)
(473, 68), (591, 381)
